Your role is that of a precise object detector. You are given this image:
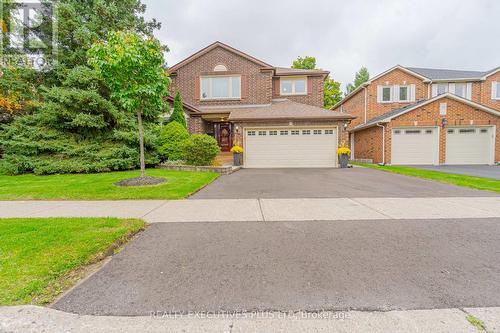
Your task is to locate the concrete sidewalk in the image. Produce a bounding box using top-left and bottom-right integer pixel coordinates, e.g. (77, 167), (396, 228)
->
(0, 197), (499, 222)
(0, 305), (498, 333)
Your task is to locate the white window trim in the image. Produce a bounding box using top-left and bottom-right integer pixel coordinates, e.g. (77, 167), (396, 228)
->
(493, 81), (500, 100)
(379, 85), (393, 103)
(398, 85), (410, 102)
(280, 76), (308, 96)
(200, 75), (241, 101)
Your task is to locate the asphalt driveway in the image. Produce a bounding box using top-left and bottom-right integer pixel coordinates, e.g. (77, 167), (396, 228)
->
(409, 165), (500, 180)
(191, 167), (498, 199)
(54, 218), (500, 315)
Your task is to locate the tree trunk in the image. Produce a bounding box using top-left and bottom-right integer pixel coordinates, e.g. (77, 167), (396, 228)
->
(137, 110), (146, 177)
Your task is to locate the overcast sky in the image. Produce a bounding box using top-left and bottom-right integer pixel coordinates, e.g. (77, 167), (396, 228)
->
(143, 0), (500, 91)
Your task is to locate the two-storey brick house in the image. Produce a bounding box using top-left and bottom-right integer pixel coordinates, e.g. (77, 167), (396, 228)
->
(333, 65), (500, 165)
(168, 41), (354, 168)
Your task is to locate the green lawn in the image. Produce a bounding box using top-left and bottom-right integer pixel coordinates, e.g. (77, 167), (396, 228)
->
(353, 162), (500, 193)
(0, 217), (144, 305)
(0, 169), (219, 200)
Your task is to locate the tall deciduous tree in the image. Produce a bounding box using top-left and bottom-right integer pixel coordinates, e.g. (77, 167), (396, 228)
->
(88, 31), (169, 177)
(291, 56), (316, 70)
(346, 67), (370, 94)
(169, 91), (187, 128)
(291, 56), (342, 108)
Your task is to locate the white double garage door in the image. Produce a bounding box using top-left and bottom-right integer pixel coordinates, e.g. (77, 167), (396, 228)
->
(391, 126), (496, 165)
(244, 127), (338, 168)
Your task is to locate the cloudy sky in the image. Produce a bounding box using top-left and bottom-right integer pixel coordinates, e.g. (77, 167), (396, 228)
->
(143, 0), (500, 91)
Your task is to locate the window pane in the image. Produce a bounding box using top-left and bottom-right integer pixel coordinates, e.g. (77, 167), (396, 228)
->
(201, 78), (210, 99)
(455, 84), (465, 98)
(231, 76), (241, 98)
(382, 87), (391, 101)
(399, 87), (408, 101)
(281, 81), (293, 94)
(295, 80), (306, 94)
(437, 84), (447, 95)
(497, 82), (500, 98)
(212, 77), (230, 98)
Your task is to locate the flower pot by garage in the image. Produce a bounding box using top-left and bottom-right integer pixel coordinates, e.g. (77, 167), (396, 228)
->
(233, 152), (242, 166)
(339, 154), (349, 168)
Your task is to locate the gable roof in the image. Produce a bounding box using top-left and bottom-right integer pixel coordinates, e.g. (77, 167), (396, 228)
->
(482, 66), (500, 79)
(405, 67), (487, 81)
(350, 93), (500, 132)
(168, 41), (274, 74)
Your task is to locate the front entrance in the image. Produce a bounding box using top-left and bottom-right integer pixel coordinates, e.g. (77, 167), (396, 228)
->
(217, 123), (232, 152)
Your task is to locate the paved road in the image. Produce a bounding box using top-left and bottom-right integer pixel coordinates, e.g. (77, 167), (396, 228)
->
(409, 165), (500, 180)
(190, 168), (497, 199)
(54, 218), (500, 316)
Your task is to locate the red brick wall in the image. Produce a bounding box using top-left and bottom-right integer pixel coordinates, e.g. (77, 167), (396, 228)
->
(480, 71), (500, 111)
(170, 46), (273, 107)
(367, 68), (428, 119)
(353, 126), (384, 163)
(333, 88), (366, 127)
(272, 76), (325, 107)
(187, 116), (205, 134)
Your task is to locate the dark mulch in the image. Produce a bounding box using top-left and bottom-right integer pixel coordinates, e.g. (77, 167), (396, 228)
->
(114, 176), (167, 187)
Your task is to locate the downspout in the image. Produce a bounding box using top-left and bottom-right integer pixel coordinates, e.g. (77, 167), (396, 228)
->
(376, 123), (386, 165)
(363, 86), (368, 123)
(427, 80), (433, 99)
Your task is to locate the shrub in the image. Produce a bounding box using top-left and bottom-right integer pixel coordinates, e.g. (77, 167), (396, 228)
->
(182, 134), (220, 166)
(168, 91), (187, 128)
(158, 121), (189, 161)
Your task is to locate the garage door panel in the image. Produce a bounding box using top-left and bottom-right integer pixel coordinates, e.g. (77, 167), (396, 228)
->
(391, 128), (439, 165)
(245, 128), (337, 168)
(446, 127), (494, 165)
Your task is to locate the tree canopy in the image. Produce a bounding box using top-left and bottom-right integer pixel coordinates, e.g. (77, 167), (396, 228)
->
(87, 31), (170, 176)
(346, 67), (370, 94)
(291, 56), (342, 108)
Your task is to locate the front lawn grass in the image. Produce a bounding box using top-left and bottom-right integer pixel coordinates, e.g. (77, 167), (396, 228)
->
(0, 217), (144, 305)
(353, 162), (500, 193)
(0, 169), (219, 200)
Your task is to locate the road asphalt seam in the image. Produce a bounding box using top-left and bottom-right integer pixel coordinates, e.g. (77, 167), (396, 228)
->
(347, 198), (395, 219)
(141, 201), (170, 220)
(257, 199), (266, 222)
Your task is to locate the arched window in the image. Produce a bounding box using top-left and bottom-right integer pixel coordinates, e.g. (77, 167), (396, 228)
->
(213, 64), (228, 72)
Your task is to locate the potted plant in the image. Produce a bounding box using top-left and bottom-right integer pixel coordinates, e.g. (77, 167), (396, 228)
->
(230, 145), (244, 166)
(337, 145), (351, 168)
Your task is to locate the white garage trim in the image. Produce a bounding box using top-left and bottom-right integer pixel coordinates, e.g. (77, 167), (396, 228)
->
(445, 125), (496, 165)
(391, 127), (440, 165)
(243, 125), (339, 168)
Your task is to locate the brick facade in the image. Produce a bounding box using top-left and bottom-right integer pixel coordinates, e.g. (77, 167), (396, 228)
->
(481, 71), (500, 111)
(187, 115), (205, 134)
(353, 97), (500, 164)
(272, 76), (325, 107)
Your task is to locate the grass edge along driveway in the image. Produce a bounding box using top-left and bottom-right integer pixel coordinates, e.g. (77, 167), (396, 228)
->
(0, 169), (219, 200)
(0, 217), (144, 305)
(353, 162), (500, 193)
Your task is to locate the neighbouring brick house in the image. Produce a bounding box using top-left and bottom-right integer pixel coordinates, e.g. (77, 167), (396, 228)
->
(167, 41), (353, 168)
(332, 65), (500, 165)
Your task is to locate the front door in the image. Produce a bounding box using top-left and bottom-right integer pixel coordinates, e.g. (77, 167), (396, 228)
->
(218, 123), (232, 152)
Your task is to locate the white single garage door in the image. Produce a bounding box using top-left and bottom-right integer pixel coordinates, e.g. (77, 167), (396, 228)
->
(391, 127), (439, 165)
(244, 128), (338, 168)
(446, 126), (495, 165)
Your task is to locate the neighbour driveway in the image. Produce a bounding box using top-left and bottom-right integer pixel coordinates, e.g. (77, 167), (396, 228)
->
(408, 165), (500, 180)
(191, 167), (497, 199)
(54, 218), (500, 316)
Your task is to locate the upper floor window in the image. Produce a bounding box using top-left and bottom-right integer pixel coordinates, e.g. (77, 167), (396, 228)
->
(492, 81), (500, 100)
(380, 86), (393, 102)
(399, 86), (409, 102)
(201, 76), (241, 100)
(432, 82), (471, 100)
(280, 77), (307, 95)
(454, 83), (466, 98)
